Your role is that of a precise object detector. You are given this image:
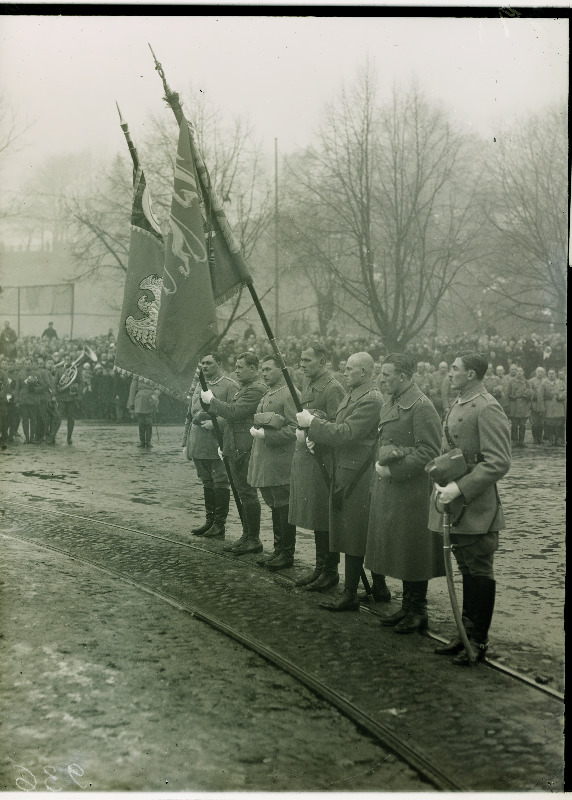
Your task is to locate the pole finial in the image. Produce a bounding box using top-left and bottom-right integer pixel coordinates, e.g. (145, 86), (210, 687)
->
(115, 101), (125, 125)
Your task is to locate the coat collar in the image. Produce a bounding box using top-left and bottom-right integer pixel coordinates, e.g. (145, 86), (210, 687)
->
(338, 378), (378, 410)
(308, 370), (333, 393)
(455, 380), (487, 405)
(378, 383), (424, 424)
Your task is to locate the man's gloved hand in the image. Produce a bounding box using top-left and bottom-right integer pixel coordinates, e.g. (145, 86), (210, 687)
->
(296, 409), (314, 428)
(250, 426), (265, 440)
(306, 439), (316, 454)
(217, 447), (224, 461)
(295, 428), (307, 443)
(436, 481), (462, 504)
(200, 419), (214, 430)
(375, 462), (391, 478)
(200, 389), (214, 405)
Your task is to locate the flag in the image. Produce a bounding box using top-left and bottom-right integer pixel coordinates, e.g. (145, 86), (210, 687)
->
(155, 118), (250, 374)
(114, 166), (195, 399)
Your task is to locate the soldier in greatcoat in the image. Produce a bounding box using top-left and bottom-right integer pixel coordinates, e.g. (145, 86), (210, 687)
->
(506, 365), (533, 447)
(428, 352), (511, 665)
(296, 352), (383, 612)
(247, 356), (300, 570)
(289, 343), (346, 591)
(365, 353), (444, 634)
(15, 358), (45, 444)
(201, 352), (266, 555)
(186, 352), (239, 540)
(528, 366), (546, 446)
(128, 377), (160, 449)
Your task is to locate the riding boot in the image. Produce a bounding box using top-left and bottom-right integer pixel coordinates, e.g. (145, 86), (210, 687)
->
(137, 421), (146, 448)
(452, 576), (495, 665)
(393, 580), (428, 633)
(203, 487), (230, 539)
(191, 486), (216, 535)
(380, 582), (411, 626)
(266, 506), (296, 571)
(257, 507), (282, 565)
(67, 418), (74, 444)
(295, 529), (328, 586)
(145, 423), (153, 448)
(224, 503), (249, 551)
(319, 554), (361, 611)
(306, 549), (340, 591)
(359, 571), (391, 602)
(231, 500), (263, 554)
(435, 572), (475, 654)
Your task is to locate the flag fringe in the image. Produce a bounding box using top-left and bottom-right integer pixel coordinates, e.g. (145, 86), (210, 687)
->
(113, 364), (188, 402)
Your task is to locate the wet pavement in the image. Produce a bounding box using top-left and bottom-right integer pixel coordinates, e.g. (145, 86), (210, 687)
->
(0, 422), (565, 792)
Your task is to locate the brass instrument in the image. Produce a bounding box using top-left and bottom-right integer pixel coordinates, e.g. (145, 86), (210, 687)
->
(57, 346), (98, 390)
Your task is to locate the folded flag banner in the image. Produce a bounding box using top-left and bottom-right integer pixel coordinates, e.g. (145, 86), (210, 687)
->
(115, 115), (251, 399)
(114, 166), (194, 398)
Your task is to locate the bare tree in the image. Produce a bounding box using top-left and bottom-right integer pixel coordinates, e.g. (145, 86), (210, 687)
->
(479, 102), (567, 330)
(0, 95), (30, 221)
(284, 68), (485, 351)
(66, 88), (273, 333)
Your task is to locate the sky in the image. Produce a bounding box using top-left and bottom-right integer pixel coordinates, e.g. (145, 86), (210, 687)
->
(0, 13), (568, 192)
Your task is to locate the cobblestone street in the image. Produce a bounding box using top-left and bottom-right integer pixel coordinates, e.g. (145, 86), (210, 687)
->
(0, 422), (565, 792)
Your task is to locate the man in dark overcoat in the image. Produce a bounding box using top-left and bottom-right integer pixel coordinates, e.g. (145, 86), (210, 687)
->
(296, 352), (383, 612)
(187, 352), (239, 539)
(428, 352), (511, 665)
(201, 352), (266, 555)
(289, 343), (346, 591)
(365, 353), (444, 633)
(247, 356), (300, 570)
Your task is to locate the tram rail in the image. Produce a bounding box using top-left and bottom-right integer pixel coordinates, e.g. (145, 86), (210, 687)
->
(1, 496), (565, 792)
(3, 497), (564, 703)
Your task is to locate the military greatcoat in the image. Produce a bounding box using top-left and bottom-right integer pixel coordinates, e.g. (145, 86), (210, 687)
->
(208, 378), (267, 459)
(247, 383), (300, 488)
(365, 383), (445, 581)
(307, 379), (383, 557)
(289, 371), (346, 530)
(187, 374), (239, 460)
(428, 381), (511, 536)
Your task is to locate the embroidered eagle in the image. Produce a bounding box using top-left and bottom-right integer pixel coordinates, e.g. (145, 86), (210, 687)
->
(125, 274), (163, 350)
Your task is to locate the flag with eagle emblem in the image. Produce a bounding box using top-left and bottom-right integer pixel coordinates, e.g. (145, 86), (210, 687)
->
(114, 166), (196, 399)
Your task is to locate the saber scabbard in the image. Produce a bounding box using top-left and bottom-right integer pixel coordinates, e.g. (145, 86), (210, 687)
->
(442, 502), (476, 665)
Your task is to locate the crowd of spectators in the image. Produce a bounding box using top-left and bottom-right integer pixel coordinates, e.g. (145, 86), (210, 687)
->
(0, 320), (566, 446)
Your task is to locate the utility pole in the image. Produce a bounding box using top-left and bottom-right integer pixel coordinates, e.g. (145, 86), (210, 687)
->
(274, 137), (279, 338)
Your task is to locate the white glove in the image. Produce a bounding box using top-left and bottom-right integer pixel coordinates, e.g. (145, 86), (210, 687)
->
(217, 447), (224, 461)
(436, 481), (462, 504)
(375, 462), (391, 478)
(306, 439), (316, 454)
(200, 419), (214, 430)
(201, 389), (214, 404)
(296, 409), (315, 428)
(250, 426), (265, 439)
(295, 428), (306, 443)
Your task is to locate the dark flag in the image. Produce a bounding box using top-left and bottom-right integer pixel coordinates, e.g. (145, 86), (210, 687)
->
(114, 167), (195, 398)
(155, 118), (250, 376)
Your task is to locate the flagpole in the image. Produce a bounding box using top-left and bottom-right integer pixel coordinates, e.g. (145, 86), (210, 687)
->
(116, 100), (244, 524)
(116, 102), (140, 171)
(147, 46), (309, 423)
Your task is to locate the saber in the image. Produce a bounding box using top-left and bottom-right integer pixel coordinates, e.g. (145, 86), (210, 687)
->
(442, 501), (476, 665)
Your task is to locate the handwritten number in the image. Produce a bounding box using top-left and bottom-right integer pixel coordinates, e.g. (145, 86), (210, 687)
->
(14, 765), (36, 792)
(68, 763), (86, 789)
(43, 766), (62, 792)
